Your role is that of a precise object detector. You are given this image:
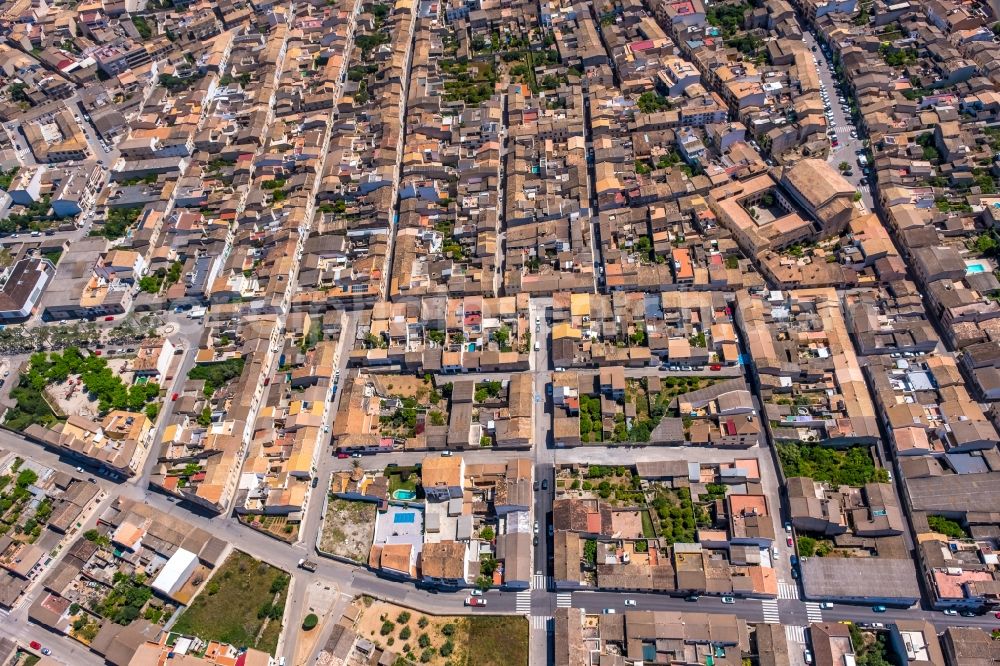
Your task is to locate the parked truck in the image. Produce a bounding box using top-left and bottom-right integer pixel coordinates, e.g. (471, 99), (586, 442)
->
(297, 559), (318, 572)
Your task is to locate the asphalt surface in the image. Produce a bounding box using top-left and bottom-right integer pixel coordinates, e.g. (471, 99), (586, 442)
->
(801, 31), (874, 211)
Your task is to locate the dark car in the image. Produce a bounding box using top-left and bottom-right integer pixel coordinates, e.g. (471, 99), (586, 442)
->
(685, 595), (701, 602)
(541, 479), (549, 491)
(311, 477), (319, 488)
(533, 481), (539, 491)
(533, 535), (539, 546)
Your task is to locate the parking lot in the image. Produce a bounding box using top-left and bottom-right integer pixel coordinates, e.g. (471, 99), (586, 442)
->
(803, 31), (874, 210)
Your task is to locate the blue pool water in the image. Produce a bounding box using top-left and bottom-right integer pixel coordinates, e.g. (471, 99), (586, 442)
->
(468, 343), (476, 352)
(393, 512), (416, 524)
(393, 490), (416, 501)
(967, 262), (987, 275)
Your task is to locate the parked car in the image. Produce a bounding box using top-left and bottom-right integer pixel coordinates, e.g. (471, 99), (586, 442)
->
(721, 596), (736, 604)
(311, 477), (319, 488)
(29, 642), (41, 651)
(541, 479), (548, 490)
(351, 453), (362, 458)
(872, 605), (887, 613)
(533, 521), (539, 534)
(602, 608), (616, 614)
(943, 609), (958, 616)
(804, 651), (813, 665)
(624, 599), (636, 606)
(820, 602), (834, 610)
(533, 481), (540, 491)
(171, 392), (178, 401)
(786, 536), (794, 547)
(465, 597), (487, 607)
(337, 452), (348, 459)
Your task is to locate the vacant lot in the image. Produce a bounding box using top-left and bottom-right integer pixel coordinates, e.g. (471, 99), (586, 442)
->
(320, 499), (376, 562)
(777, 443), (887, 486)
(171, 550), (289, 655)
(355, 599), (528, 666)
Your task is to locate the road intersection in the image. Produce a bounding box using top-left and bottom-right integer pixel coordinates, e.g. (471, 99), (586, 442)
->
(0, 304), (995, 664)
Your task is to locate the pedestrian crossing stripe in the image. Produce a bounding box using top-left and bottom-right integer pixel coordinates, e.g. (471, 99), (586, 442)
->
(556, 593), (573, 608)
(778, 581), (799, 599)
(516, 590), (532, 614)
(805, 602), (823, 623)
(531, 615), (551, 630)
(531, 574), (548, 590)
(761, 599), (780, 625)
(785, 625), (807, 644)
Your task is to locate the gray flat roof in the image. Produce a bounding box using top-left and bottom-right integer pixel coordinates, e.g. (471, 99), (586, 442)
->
(801, 557), (920, 602)
(907, 471), (1000, 514)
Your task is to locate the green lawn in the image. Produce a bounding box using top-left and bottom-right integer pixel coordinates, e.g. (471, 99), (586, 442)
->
(640, 510), (655, 538)
(387, 470), (419, 494)
(171, 551), (289, 655)
(465, 616), (528, 666)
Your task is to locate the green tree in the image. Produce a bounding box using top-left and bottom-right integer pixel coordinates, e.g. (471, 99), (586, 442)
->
(975, 233), (999, 256)
(797, 535), (817, 557)
(637, 92), (668, 113)
(302, 613), (318, 630)
(584, 539), (597, 566)
(927, 515), (967, 539)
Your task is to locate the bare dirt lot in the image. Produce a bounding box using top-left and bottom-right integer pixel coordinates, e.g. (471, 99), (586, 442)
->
(320, 498), (376, 562)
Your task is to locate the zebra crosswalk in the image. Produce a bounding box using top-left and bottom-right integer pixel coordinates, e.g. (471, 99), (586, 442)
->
(805, 602), (824, 623)
(516, 590), (533, 614)
(778, 581), (800, 599)
(761, 599), (781, 624)
(531, 615), (552, 630)
(556, 592), (573, 608)
(531, 574), (549, 590)
(785, 625), (807, 645)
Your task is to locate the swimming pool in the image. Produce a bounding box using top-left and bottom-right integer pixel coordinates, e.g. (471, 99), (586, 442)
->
(393, 489), (416, 501)
(393, 512), (416, 524)
(967, 262), (988, 275)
